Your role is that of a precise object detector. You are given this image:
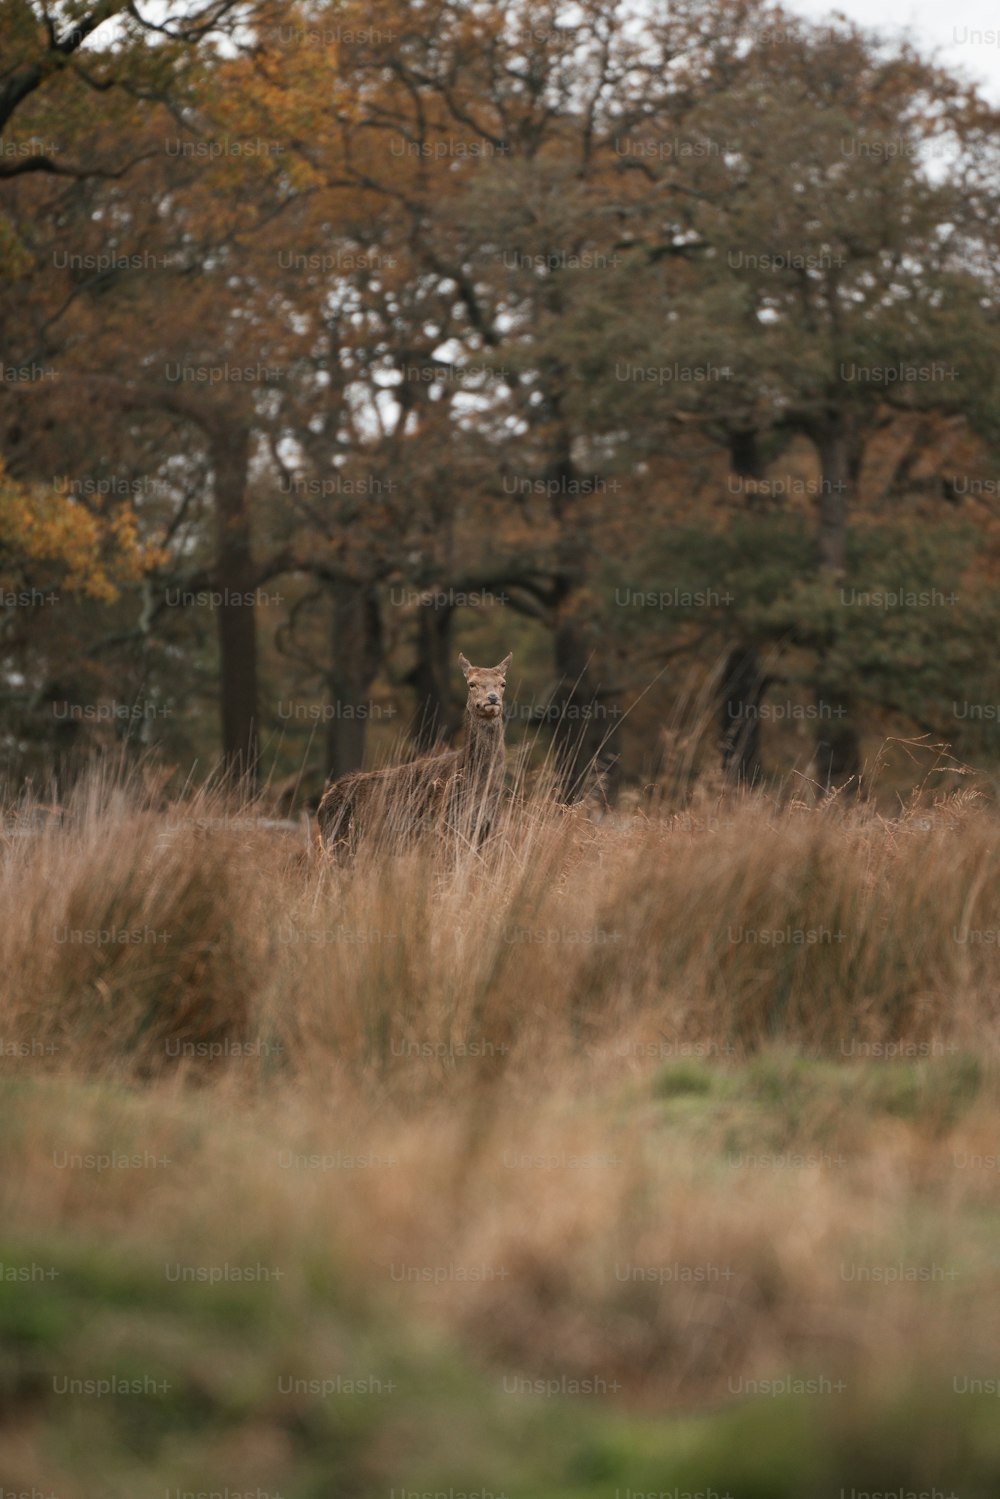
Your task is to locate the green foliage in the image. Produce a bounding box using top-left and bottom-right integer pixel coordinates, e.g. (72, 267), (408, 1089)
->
(603, 514), (1000, 744)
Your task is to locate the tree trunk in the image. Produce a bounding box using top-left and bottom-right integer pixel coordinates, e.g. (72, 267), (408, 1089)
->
(406, 595), (457, 751)
(813, 416), (862, 792)
(550, 573), (615, 801)
(209, 422), (259, 788)
(325, 579), (384, 779)
(719, 428), (767, 786)
(729, 427), (761, 496)
(814, 690), (861, 791)
(816, 423), (853, 577)
(535, 442), (614, 799)
(719, 647), (766, 788)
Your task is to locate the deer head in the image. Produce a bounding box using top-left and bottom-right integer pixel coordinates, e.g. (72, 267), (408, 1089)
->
(458, 652), (512, 721)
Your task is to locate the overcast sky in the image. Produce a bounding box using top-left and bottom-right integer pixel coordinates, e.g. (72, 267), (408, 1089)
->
(783, 0), (1000, 100)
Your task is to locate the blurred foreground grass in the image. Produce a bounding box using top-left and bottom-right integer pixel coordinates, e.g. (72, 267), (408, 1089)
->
(2, 769), (1000, 1493)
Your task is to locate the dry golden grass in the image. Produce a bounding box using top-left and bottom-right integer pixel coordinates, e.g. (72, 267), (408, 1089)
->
(4, 762), (999, 1076)
(3, 763), (1000, 1493)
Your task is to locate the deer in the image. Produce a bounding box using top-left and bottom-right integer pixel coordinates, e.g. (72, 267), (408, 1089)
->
(317, 652), (512, 854)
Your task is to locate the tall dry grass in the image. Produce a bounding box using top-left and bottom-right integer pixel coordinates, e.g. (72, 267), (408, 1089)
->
(2, 760), (998, 1083)
(2, 761), (1000, 1423)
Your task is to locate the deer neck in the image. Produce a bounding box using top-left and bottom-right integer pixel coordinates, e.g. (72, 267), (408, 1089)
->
(459, 709), (505, 780)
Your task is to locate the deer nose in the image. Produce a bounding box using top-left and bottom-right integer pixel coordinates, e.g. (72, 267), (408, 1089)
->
(486, 692), (499, 705)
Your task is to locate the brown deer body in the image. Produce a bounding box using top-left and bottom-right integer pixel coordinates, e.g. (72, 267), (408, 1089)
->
(317, 652), (512, 853)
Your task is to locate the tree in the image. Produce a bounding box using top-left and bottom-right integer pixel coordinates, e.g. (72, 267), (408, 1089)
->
(682, 19), (999, 782)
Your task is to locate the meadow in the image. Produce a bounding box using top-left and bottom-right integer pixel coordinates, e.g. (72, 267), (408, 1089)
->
(2, 762), (1000, 1496)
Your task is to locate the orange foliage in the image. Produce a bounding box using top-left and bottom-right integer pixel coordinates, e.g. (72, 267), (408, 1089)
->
(0, 461), (166, 601)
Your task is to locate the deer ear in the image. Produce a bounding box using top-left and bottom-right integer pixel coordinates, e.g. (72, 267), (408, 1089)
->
(495, 653), (512, 673)
(458, 653), (472, 677)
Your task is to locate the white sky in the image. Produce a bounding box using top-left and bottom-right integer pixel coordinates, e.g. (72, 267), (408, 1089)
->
(783, 0), (1000, 101)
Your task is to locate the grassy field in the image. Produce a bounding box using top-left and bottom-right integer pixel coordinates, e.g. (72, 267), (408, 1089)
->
(2, 765), (1000, 1496)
